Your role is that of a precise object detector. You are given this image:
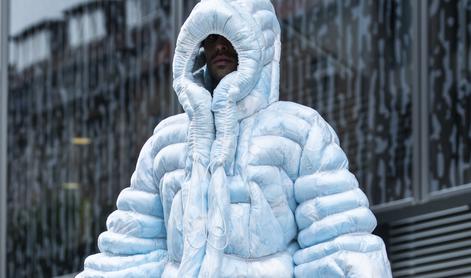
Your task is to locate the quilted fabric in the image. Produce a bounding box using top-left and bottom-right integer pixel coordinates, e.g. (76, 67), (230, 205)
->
(77, 0), (392, 277)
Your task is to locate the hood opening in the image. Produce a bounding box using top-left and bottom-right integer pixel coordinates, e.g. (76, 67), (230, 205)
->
(192, 34), (240, 94)
(201, 34), (239, 91)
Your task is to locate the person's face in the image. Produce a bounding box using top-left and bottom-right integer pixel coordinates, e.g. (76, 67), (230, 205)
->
(202, 34), (238, 86)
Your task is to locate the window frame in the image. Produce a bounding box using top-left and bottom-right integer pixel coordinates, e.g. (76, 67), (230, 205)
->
(0, 1), (9, 277)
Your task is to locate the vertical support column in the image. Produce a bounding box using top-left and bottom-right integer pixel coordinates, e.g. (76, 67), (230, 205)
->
(411, 0), (422, 202)
(0, 0), (10, 277)
(419, 0), (430, 201)
(412, 0), (430, 203)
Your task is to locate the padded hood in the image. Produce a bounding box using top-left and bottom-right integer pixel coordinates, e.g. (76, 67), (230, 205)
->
(172, 0), (281, 171)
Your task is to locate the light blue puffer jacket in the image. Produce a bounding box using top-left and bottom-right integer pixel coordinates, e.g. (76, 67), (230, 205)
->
(77, 0), (393, 277)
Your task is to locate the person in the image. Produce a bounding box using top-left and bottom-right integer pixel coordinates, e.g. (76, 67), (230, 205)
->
(201, 34), (238, 90)
(77, 0), (393, 277)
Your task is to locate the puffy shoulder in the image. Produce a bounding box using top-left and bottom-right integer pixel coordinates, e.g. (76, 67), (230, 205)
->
(252, 101), (337, 147)
(149, 113), (188, 152)
(153, 113), (189, 135)
(130, 113), (188, 193)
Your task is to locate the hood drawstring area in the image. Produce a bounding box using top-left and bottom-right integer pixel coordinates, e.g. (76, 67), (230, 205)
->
(176, 80), (214, 277)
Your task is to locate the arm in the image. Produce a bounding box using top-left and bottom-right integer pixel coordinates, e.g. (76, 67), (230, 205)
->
(77, 115), (188, 278)
(293, 117), (392, 277)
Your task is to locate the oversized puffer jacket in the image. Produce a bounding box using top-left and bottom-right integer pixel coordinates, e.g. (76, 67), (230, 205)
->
(77, 0), (393, 277)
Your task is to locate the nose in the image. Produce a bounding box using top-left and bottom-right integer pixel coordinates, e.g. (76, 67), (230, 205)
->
(215, 37), (228, 52)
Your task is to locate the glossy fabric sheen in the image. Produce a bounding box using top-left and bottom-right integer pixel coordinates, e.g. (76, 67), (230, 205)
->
(77, 0), (393, 277)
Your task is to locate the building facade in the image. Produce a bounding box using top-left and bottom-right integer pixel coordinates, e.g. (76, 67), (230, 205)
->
(3, 0), (471, 277)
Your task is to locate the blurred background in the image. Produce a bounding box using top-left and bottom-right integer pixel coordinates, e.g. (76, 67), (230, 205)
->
(0, 0), (470, 277)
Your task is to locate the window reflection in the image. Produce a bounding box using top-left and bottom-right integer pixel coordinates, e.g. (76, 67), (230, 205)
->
(8, 1), (174, 276)
(428, 0), (471, 191)
(274, 0), (414, 205)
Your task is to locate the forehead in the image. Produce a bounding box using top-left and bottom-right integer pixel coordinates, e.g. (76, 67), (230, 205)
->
(203, 34), (230, 46)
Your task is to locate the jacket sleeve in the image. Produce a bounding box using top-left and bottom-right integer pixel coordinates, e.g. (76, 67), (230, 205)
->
(77, 115), (188, 278)
(292, 116), (392, 278)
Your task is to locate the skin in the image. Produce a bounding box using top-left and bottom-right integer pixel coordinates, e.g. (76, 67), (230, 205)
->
(202, 34), (238, 88)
